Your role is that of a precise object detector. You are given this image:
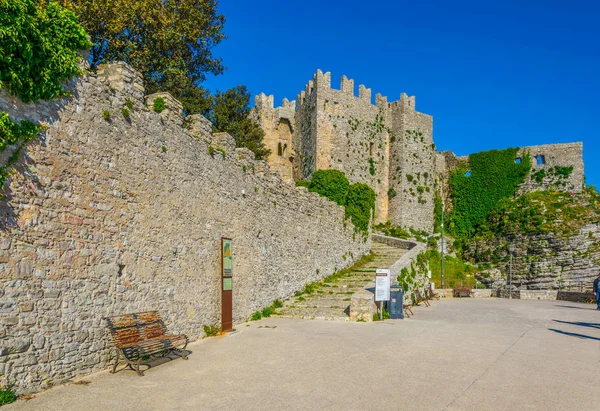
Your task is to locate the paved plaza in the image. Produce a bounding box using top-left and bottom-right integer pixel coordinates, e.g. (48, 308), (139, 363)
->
(6, 298), (599, 411)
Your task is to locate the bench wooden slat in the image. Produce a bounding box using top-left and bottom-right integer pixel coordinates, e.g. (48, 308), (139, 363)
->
(104, 310), (189, 376)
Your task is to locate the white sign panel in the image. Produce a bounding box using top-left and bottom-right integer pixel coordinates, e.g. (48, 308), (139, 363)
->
(375, 269), (391, 301)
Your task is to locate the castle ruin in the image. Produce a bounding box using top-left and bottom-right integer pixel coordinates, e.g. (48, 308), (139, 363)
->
(255, 70), (584, 232)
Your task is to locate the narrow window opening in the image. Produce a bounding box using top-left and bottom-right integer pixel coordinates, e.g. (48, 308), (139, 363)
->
(283, 144), (288, 157)
(515, 157), (522, 164)
(369, 142), (374, 156)
(278, 143), (283, 157)
(536, 155), (545, 165)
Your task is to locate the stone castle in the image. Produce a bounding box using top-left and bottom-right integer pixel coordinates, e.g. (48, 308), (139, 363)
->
(254, 70), (584, 232)
(0, 63), (588, 394)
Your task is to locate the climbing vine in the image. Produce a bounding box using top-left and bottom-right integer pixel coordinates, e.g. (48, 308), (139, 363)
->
(448, 148), (531, 238)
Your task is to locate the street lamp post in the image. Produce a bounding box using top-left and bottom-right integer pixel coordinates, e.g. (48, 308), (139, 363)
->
(509, 242), (515, 299)
(441, 203), (445, 290)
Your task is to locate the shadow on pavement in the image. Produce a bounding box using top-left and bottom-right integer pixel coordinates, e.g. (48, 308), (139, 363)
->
(554, 305), (596, 310)
(112, 349), (193, 375)
(548, 328), (600, 341)
(553, 320), (600, 329)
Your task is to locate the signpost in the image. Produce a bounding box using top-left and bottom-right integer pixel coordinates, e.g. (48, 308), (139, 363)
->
(221, 238), (234, 332)
(375, 269), (391, 320)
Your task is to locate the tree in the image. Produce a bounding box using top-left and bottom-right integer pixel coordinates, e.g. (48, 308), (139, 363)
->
(0, 0), (90, 102)
(59, 0), (226, 97)
(211, 86), (270, 160)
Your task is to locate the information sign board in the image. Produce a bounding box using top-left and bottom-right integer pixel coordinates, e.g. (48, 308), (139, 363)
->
(375, 269), (391, 301)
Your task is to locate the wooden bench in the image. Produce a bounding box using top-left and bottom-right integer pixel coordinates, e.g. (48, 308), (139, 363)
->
(453, 287), (472, 298)
(428, 288), (440, 300)
(415, 290), (431, 307)
(105, 311), (189, 376)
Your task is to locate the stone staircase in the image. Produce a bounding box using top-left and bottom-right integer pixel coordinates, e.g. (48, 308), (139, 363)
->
(274, 242), (407, 321)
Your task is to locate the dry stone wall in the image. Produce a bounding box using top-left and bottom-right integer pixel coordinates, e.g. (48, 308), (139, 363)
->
(0, 63), (369, 393)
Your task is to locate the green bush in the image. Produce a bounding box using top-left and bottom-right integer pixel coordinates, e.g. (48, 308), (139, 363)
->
(0, 0), (91, 102)
(307, 169), (349, 206)
(0, 384), (16, 406)
(153, 97), (166, 113)
(0, 112), (40, 185)
(102, 110), (111, 121)
(345, 183), (376, 234)
(250, 311), (262, 321)
(295, 180), (310, 188)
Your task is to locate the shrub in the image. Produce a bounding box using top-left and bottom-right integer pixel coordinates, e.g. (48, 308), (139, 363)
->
(0, 384), (16, 406)
(208, 146), (215, 155)
(153, 97), (166, 113)
(295, 180), (310, 188)
(161, 145), (167, 153)
(388, 188), (397, 198)
(102, 110), (110, 121)
(308, 169), (350, 206)
(125, 98), (134, 110)
(369, 158), (376, 175)
(202, 324), (220, 337)
(0, 0), (91, 102)
(250, 311), (262, 321)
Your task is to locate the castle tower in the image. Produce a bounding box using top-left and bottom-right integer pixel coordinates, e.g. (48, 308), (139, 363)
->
(255, 71), (435, 232)
(387, 93), (435, 232)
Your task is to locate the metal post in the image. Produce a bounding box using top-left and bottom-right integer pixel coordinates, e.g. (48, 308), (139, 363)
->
(441, 203), (445, 290)
(509, 243), (514, 299)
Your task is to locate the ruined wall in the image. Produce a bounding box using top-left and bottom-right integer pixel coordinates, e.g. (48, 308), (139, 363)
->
(0, 63), (369, 393)
(251, 94), (295, 181)
(518, 143), (584, 194)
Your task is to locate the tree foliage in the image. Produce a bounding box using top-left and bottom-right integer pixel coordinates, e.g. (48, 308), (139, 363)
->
(0, 0), (91, 102)
(210, 85), (270, 160)
(59, 0), (226, 98)
(448, 148), (531, 238)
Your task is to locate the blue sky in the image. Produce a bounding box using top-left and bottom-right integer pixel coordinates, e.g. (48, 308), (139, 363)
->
(203, 0), (600, 185)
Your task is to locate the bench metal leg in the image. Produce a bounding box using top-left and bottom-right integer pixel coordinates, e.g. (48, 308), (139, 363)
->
(134, 359), (144, 376)
(111, 349), (120, 374)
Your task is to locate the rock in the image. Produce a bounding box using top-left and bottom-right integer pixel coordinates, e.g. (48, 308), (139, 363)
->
(349, 290), (377, 322)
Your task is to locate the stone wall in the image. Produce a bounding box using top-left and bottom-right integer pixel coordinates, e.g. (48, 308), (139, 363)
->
(0, 63), (369, 393)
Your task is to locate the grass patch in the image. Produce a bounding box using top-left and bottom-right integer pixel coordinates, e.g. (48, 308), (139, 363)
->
(426, 249), (480, 288)
(203, 324), (220, 337)
(0, 384), (16, 406)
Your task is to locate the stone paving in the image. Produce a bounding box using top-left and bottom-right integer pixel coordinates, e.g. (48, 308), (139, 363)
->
(275, 242), (406, 320)
(6, 298), (599, 411)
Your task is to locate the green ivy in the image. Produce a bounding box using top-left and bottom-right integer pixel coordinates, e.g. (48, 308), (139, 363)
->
(345, 183), (376, 235)
(368, 158), (376, 175)
(0, 0), (91, 102)
(448, 148), (531, 238)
